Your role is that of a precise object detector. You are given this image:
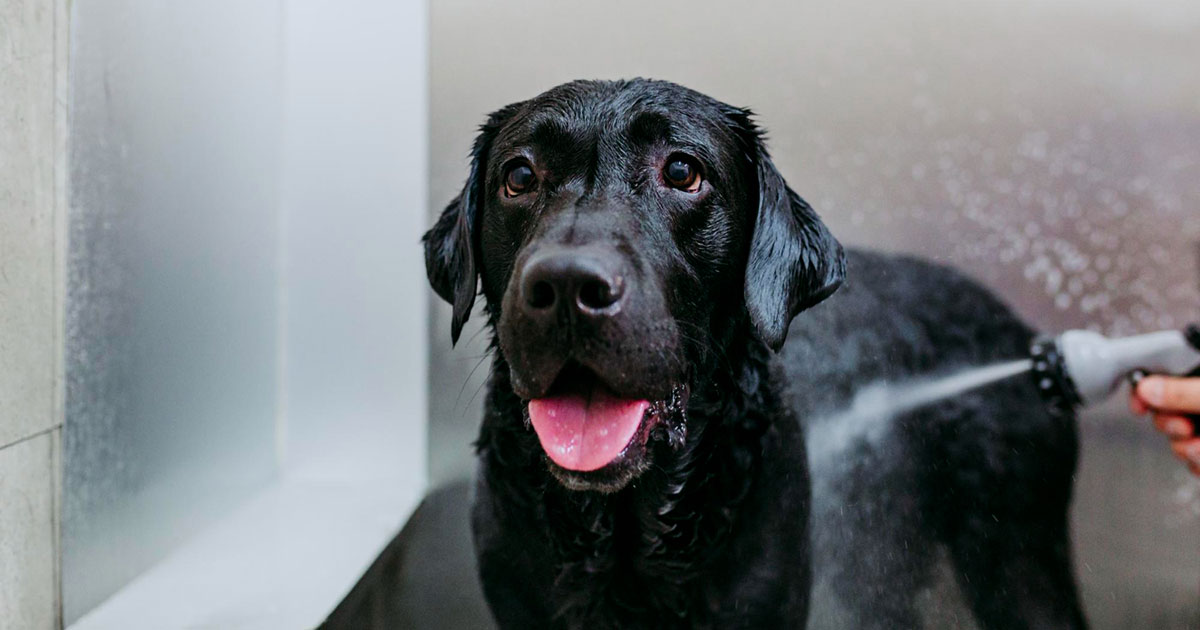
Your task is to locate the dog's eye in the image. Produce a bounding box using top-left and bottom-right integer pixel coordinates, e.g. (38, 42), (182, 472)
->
(663, 156), (702, 193)
(504, 163), (536, 197)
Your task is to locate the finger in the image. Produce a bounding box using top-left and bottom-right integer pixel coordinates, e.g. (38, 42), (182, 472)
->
(1136, 376), (1200, 414)
(1169, 438), (1200, 466)
(1153, 414), (1196, 440)
(1130, 394), (1149, 415)
(1189, 462), (1200, 478)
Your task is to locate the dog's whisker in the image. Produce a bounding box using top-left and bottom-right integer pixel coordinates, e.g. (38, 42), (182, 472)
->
(454, 354), (492, 411)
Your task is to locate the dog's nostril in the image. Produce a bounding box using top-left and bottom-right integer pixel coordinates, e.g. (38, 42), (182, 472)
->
(528, 280), (556, 309)
(578, 278), (621, 311)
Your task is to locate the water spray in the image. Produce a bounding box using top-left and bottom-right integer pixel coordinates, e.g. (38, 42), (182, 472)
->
(1030, 324), (1200, 421)
(808, 324), (1200, 465)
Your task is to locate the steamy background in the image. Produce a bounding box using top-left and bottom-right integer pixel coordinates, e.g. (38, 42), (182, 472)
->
(428, 0), (1200, 628)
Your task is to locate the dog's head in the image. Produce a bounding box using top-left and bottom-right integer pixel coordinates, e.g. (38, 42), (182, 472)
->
(425, 79), (843, 492)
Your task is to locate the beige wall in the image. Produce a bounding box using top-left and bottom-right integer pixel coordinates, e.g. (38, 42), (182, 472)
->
(0, 0), (68, 627)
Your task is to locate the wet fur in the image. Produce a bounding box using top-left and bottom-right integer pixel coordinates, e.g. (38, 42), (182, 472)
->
(794, 251), (1085, 629)
(425, 79), (1085, 629)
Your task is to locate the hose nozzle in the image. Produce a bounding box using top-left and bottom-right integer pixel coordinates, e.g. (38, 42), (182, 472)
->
(1031, 325), (1200, 413)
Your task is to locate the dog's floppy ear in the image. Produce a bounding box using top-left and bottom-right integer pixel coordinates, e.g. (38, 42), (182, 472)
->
(423, 105), (518, 345)
(728, 108), (846, 351)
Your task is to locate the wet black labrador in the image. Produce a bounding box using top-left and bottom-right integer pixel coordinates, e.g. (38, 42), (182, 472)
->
(424, 79), (1085, 629)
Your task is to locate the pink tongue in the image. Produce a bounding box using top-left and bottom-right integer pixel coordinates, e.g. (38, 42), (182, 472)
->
(528, 390), (649, 472)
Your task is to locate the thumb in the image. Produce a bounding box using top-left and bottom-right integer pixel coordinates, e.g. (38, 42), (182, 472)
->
(1136, 376), (1200, 413)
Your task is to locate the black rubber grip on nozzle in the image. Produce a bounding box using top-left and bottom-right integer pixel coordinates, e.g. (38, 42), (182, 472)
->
(1030, 336), (1080, 417)
(1185, 324), (1200, 353)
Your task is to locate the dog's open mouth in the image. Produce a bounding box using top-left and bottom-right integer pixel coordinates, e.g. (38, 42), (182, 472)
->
(526, 363), (689, 482)
(528, 363), (650, 472)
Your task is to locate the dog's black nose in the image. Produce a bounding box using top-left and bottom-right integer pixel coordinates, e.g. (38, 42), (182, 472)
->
(520, 249), (626, 319)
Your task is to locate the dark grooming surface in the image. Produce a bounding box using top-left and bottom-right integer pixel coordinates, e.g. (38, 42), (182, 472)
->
(424, 79), (1086, 629)
(320, 482), (493, 630)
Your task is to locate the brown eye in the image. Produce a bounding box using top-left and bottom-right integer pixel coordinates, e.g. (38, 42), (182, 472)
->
(663, 156), (702, 193)
(504, 163), (536, 197)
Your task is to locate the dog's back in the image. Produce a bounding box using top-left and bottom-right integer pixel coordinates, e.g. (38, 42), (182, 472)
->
(781, 249), (1085, 629)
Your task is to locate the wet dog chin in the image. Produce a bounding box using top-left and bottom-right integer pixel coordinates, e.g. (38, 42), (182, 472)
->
(547, 444), (655, 493)
(525, 365), (690, 493)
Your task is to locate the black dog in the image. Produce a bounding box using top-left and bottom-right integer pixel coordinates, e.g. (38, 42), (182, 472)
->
(424, 79), (1085, 629)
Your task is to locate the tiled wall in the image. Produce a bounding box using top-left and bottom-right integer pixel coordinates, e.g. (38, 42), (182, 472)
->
(0, 0), (68, 628)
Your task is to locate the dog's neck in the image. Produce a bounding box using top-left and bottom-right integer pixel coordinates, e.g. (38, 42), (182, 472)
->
(475, 330), (778, 626)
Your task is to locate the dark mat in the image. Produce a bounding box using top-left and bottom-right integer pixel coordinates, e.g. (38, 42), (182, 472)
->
(322, 480), (495, 629)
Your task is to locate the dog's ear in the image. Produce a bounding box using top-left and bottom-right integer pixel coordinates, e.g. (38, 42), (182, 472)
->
(727, 107), (846, 351)
(423, 105), (518, 345)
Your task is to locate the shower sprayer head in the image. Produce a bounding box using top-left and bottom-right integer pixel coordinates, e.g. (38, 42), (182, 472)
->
(1031, 325), (1200, 413)
(1030, 336), (1081, 416)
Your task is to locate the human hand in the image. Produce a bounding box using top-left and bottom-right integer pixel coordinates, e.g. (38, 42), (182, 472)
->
(1131, 375), (1200, 475)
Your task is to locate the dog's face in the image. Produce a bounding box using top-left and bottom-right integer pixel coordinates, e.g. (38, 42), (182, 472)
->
(425, 79), (844, 492)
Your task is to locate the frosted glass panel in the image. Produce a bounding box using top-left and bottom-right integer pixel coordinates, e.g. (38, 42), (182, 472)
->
(63, 2), (285, 622)
(65, 2), (430, 623)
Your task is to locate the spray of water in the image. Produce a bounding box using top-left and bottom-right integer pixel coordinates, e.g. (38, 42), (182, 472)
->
(808, 359), (1034, 466)
(867, 359), (1034, 419)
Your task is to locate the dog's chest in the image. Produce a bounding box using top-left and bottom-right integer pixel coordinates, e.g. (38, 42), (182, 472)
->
(538, 479), (782, 629)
